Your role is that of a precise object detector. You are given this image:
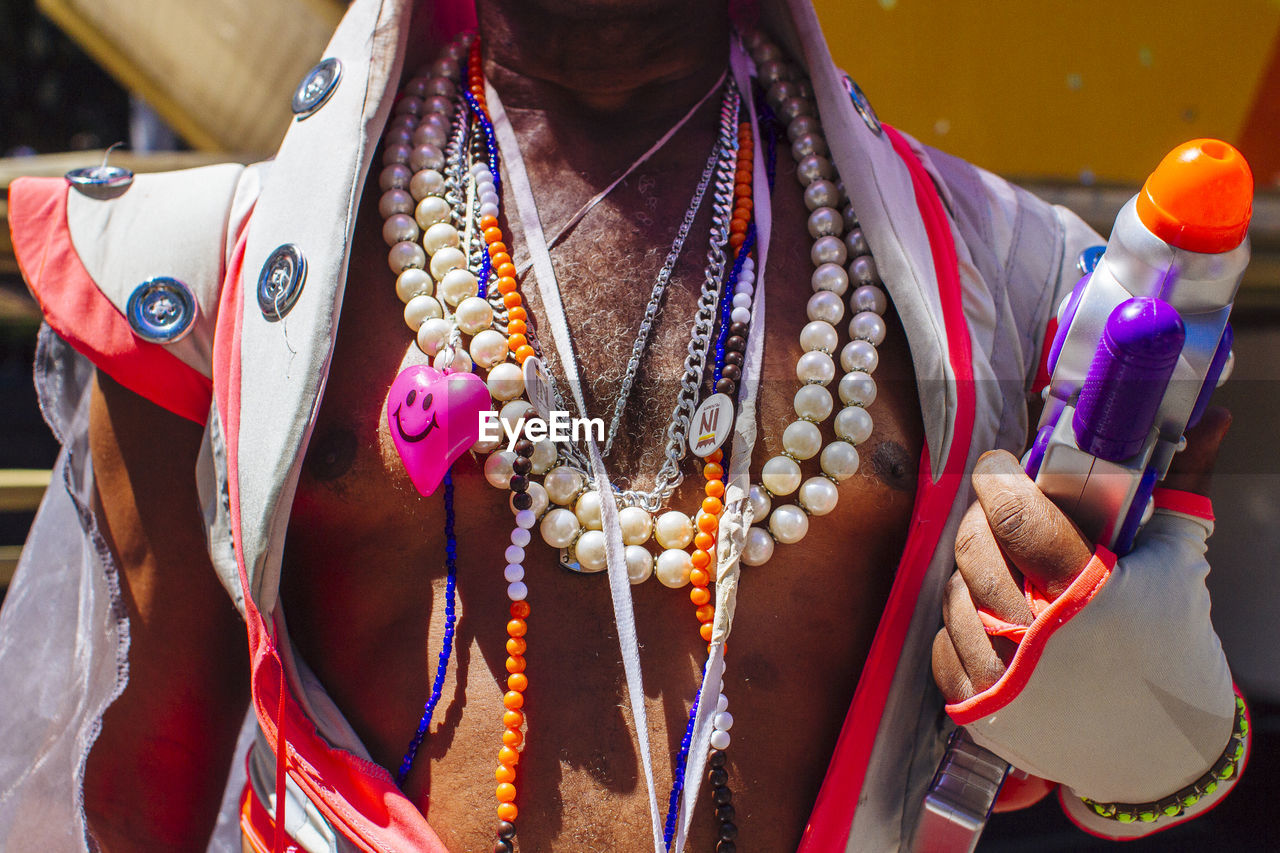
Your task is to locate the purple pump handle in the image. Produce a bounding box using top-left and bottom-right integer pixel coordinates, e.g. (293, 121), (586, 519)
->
(1073, 298), (1185, 462)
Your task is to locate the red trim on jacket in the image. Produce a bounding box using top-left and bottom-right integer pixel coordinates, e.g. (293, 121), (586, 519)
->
(215, 228), (450, 852)
(240, 781), (300, 853)
(8, 176), (212, 424)
(799, 126), (978, 851)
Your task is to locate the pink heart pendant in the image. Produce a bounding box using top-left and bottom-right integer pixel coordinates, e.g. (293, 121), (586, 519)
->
(388, 364), (491, 496)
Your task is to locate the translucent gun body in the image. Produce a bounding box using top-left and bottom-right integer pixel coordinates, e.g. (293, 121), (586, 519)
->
(1029, 194), (1245, 552)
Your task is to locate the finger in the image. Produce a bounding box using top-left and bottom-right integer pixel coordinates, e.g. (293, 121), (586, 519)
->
(942, 572), (1006, 693)
(1164, 406), (1231, 497)
(972, 449), (1092, 599)
(954, 502), (1034, 627)
(931, 627), (974, 704)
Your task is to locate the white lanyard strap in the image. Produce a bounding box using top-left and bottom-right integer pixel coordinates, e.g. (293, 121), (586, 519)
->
(674, 37), (770, 851)
(487, 81), (667, 853)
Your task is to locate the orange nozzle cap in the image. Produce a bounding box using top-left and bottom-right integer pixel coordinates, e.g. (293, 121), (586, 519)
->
(1135, 139), (1253, 254)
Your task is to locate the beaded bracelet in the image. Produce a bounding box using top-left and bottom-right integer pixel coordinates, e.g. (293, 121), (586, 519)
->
(1080, 694), (1248, 824)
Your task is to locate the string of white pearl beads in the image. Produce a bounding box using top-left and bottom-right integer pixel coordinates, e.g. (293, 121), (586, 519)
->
(533, 461), (693, 586)
(741, 485), (775, 567)
(539, 507), (580, 551)
(506, 524), (531, 602)
(384, 78), (500, 361)
(710, 691), (733, 751)
(615, 505), (656, 582)
(729, 256), (756, 327)
(734, 256), (756, 303)
(652, 509), (696, 588)
(543, 466), (585, 507)
(738, 45), (893, 568)
(568, 492), (606, 572)
(487, 362), (524, 402)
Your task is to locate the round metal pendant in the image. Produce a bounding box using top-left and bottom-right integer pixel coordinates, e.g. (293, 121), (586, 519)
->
(841, 74), (882, 136)
(126, 277), (197, 343)
(689, 392), (735, 458)
(292, 58), (342, 118)
(522, 355), (555, 421)
(65, 165), (134, 199)
(558, 547), (606, 574)
(258, 244), (307, 321)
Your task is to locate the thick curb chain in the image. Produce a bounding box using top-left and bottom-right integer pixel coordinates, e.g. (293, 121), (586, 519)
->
(603, 102), (729, 457)
(642, 79), (741, 512)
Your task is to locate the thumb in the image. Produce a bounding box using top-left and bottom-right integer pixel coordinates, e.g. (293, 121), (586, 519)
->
(1163, 406), (1232, 497)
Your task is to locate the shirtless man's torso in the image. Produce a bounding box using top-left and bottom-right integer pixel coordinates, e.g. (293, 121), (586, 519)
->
(278, 5), (923, 848)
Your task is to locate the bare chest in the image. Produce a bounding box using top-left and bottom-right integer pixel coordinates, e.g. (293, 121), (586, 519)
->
(279, 140), (925, 850)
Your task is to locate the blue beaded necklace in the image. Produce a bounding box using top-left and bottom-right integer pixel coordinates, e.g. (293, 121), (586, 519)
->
(396, 469), (460, 786)
(395, 63), (501, 791)
(463, 87), (502, 300)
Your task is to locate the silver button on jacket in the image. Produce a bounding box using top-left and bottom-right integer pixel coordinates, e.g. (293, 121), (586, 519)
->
(292, 58), (342, 119)
(841, 74), (882, 136)
(127, 277), (197, 343)
(258, 244), (307, 321)
(64, 165), (134, 199)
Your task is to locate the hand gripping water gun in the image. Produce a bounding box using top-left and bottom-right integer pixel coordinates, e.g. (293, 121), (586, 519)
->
(911, 139), (1254, 853)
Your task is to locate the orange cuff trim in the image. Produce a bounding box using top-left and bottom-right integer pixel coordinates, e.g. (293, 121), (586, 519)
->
(8, 176), (212, 425)
(1152, 488), (1214, 521)
(978, 610), (1029, 643)
(947, 546), (1117, 726)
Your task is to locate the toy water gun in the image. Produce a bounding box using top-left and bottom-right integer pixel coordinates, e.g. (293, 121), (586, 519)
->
(911, 139), (1253, 852)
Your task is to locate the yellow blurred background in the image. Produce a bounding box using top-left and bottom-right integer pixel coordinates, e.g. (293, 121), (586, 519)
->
(814, 0), (1280, 185)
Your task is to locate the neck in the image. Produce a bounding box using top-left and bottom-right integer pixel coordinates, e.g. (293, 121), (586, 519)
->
(474, 0), (731, 115)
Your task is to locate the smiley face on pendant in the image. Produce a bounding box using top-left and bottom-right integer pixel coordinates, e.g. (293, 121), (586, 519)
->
(391, 387), (439, 443)
(386, 364), (492, 496)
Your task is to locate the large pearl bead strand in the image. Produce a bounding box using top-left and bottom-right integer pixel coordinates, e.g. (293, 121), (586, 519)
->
(740, 34), (889, 566)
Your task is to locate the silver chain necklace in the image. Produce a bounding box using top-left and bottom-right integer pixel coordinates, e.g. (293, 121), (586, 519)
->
(494, 81), (743, 512)
(602, 130), (723, 457)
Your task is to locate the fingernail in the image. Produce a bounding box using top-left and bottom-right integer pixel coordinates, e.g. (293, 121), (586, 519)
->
(977, 450), (1020, 476)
